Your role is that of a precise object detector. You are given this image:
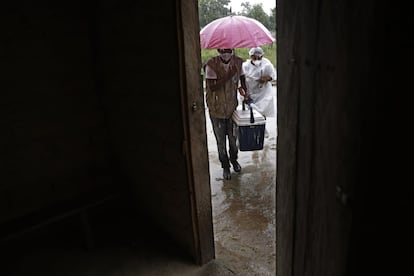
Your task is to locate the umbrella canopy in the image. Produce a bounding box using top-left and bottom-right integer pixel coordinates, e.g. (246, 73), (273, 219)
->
(200, 15), (275, 49)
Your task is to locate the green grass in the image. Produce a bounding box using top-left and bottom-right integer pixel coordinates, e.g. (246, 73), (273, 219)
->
(200, 43), (277, 70)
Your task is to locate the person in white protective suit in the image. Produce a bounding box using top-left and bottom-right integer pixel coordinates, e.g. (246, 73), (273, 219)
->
(241, 47), (276, 119)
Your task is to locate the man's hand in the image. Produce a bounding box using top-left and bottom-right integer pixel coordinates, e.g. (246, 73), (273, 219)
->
(238, 87), (246, 96)
(258, 75), (272, 83)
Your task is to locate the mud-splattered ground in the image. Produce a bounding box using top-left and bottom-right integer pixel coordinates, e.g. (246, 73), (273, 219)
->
(207, 87), (277, 275)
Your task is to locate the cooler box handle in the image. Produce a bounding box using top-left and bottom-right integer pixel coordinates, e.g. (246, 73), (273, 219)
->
(242, 99), (255, 124)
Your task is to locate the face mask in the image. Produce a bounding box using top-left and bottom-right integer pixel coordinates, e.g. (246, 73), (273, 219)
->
(220, 53), (233, 62)
(252, 60), (262, 66)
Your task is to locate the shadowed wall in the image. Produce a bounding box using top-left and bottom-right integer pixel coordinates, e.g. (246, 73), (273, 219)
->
(0, 0), (196, 260)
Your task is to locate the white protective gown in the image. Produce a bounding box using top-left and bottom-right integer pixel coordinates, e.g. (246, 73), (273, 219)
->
(242, 57), (276, 117)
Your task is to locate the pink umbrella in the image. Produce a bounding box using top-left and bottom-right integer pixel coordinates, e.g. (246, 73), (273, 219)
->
(200, 15), (275, 49)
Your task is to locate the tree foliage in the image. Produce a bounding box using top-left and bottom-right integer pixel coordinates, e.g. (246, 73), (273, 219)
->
(198, 0), (276, 32)
(198, 0), (232, 28)
(269, 7), (276, 31)
(239, 3), (270, 30)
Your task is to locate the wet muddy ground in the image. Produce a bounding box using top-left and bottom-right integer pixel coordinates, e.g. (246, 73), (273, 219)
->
(206, 87), (277, 275)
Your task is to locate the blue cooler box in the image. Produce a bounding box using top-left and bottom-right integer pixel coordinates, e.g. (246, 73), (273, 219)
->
(232, 107), (266, 151)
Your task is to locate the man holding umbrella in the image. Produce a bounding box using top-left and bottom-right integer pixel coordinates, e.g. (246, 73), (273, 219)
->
(204, 48), (249, 180)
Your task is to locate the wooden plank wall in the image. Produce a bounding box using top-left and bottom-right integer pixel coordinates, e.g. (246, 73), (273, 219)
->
(0, 0), (199, 262)
(277, 0), (375, 275)
(278, 0), (413, 275)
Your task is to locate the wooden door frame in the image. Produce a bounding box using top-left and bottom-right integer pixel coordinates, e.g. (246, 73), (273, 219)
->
(176, 0), (215, 265)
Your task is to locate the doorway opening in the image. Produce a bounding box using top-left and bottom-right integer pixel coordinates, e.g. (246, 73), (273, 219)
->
(198, 1), (277, 274)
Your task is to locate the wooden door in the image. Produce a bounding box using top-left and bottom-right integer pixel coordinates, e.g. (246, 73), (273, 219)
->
(276, 0), (366, 275)
(176, 0), (215, 265)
